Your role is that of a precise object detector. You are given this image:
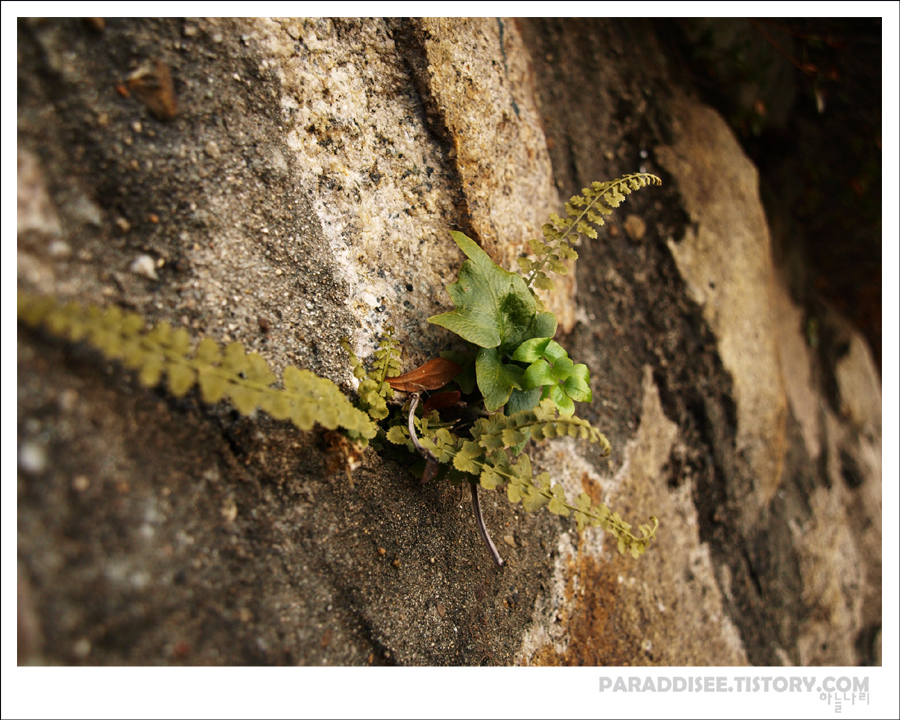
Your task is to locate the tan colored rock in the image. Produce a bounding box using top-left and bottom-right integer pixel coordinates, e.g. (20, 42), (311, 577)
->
(17, 148), (62, 241)
(414, 18), (572, 330)
(518, 367), (748, 665)
(657, 97), (788, 510)
(252, 18), (463, 359)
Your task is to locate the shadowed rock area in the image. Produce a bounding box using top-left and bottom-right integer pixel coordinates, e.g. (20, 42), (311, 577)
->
(16, 17), (881, 666)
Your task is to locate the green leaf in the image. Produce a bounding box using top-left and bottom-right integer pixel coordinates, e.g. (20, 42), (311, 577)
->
(512, 337), (552, 363)
(244, 353), (277, 385)
(531, 398), (554, 421)
(528, 238), (549, 255)
(529, 311), (557, 340)
(563, 364), (592, 402)
(536, 471), (552, 492)
(222, 342), (249, 374)
(386, 425), (409, 445)
(550, 356), (575, 381)
(230, 384), (260, 415)
(508, 480), (525, 504)
(260, 392), (290, 420)
(479, 466), (503, 490)
(195, 337), (221, 364)
(506, 387), (542, 414)
(511, 453), (533, 483)
(473, 414), (507, 451)
(198, 371), (228, 404)
(282, 365), (306, 392)
(533, 273), (555, 291)
(475, 347), (523, 412)
(138, 355), (164, 387)
(574, 493), (593, 531)
(544, 341), (568, 363)
(548, 385), (575, 416)
(428, 231), (537, 352)
(522, 486), (549, 512)
(548, 484), (570, 516)
(547, 258), (567, 275)
(453, 440), (483, 474)
(167, 364), (196, 397)
(557, 244), (578, 260)
(522, 359), (555, 390)
(501, 427), (527, 448)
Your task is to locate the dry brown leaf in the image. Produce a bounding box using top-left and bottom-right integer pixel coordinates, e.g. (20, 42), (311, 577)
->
(386, 357), (461, 393)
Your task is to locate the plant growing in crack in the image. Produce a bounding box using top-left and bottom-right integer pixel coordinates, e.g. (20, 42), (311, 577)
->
(17, 172), (661, 568)
(351, 173), (662, 565)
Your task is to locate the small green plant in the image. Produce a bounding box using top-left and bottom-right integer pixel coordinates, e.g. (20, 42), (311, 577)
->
(17, 172), (661, 568)
(367, 173), (662, 564)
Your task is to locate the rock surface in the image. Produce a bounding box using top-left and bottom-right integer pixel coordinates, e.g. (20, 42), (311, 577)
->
(16, 18), (881, 667)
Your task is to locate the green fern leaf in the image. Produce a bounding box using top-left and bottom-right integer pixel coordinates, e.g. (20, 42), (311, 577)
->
(386, 425), (410, 444)
(138, 355), (164, 388)
(479, 466), (502, 490)
(428, 231), (553, 354)
(198, 371), (228, 404)
(17, 292), (377, 440)
(244, 353), (277, 385)
(168, 364), (196, 397)
(452, 440), (482, 473)
(517, 257), (534, 273)
(533, 273), (555, 291)
(547, 484), (570, 516)
(195, 337), (221, 364)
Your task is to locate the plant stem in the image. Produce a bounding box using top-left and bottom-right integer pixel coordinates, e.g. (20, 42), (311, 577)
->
(470, 482), (504, 567)
(407, 394), (438, 468)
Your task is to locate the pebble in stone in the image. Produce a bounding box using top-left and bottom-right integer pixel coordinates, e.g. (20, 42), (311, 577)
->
(130, 254), (159, 280)
(48, 240), (72, 259)
(624, 214), (647, 241)
(18, 442), (48, 475)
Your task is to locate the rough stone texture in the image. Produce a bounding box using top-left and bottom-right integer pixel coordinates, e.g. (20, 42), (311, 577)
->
(517, 367), (747, 665)
(656, 96), (787, 511)
(400, 18), (573, 330)
(16, 18), (881, 667)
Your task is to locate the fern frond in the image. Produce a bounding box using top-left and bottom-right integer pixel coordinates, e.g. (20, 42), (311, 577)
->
(17, 291), (377, 440)
(370, 327), (402, 386)
(523, 172), (661, 291)
(384, 398), (656, 556)
(341, 327), (402, 420)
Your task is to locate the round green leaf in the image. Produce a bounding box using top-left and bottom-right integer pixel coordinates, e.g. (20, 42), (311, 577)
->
(563, 364), (592, 402)
(544, 340), (568, 363)
(475, 347), (523, 411)
(550, 356), (575, 381)
(548, 385), (575, 416)
(511, 337), (552, 363)
(522, 359), (555, 390)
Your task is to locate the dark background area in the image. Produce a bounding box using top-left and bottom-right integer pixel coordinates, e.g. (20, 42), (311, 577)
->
(660, 18), (882, 371)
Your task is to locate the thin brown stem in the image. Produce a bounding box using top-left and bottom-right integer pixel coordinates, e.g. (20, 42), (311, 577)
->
(408, 393), (439, 482)
(470, 482), (504, 567)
